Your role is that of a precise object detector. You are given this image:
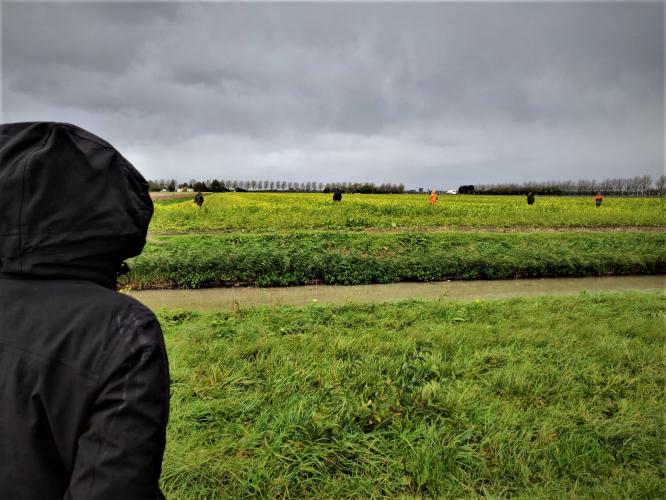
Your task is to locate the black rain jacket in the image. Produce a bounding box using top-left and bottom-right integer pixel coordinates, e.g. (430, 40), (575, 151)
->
(0, 122), (169, 499)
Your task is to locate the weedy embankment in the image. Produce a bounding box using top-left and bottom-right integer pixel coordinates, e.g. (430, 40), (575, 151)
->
(128, 232), (666, 288)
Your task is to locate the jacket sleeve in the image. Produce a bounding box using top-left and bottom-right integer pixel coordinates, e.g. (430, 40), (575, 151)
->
(65, 307), (170, 500)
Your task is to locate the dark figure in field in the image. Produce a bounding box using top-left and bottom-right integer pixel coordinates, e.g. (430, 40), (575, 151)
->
(333, 190), (342, 202)
(527, 192), (535, 205)
(595, 192), (603, 207)
(0, 122), (169, 499)
(195, 190), (204, 207)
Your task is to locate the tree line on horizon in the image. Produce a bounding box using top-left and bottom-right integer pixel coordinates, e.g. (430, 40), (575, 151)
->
(148, 179), (406, 194)
(473, 174), (665, 196)
(147, 174), (665, 196)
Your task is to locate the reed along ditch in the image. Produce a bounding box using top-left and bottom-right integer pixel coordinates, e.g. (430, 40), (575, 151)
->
(128, 274), (665, 311)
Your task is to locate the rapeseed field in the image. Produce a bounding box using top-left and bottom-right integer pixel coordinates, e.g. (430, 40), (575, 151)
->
(149, 193), (665, 233)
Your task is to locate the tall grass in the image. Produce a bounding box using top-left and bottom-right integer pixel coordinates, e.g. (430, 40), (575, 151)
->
(127, 232), (666, 288)
(160, 292), (666, 498)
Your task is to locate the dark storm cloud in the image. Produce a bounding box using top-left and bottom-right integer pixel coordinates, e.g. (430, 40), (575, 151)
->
(2, 2), (663, 187)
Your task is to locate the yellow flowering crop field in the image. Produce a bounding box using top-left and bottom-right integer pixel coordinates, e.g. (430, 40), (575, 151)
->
(149, 192), (665, 233)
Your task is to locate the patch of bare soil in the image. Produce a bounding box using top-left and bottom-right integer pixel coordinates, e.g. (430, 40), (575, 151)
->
(150, 191), (200, 200)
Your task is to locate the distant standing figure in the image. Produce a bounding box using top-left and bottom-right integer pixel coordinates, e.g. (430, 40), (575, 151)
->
(194, 191), (204, 207)
(333, 190), (342, 202)
(429, 190), (438, 206)
(527, 192), (535, 205)
(594, 192), (603, 207)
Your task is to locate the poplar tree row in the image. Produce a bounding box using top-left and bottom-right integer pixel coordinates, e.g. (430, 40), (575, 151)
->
(148, 179), (405, 194)
(473, 175), (665, 196)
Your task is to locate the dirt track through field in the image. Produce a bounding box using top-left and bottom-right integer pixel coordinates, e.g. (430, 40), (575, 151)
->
(148, 226), (665, 237)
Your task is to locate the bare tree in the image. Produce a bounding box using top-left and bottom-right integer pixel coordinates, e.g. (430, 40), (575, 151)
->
(639, 175), (653, 196)
(619, 177), (630, 195)
(576, 179), (591, 195)
(628, 176), (638, 196)
(610, 178), (622, 196)
(656, 175), (666, 196)
(599, 178), (612, 194)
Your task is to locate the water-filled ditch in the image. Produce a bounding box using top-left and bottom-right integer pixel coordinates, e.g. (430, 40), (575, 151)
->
(129, 275), (665, 311)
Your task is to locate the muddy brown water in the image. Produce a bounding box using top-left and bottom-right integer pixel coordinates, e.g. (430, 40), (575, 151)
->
(128, 275), (665, 312)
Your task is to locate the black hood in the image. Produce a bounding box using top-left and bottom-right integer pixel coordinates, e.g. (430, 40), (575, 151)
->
(0, 122), (153, 288)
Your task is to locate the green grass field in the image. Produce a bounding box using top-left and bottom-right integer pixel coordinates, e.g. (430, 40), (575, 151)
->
(150, 193), (665, 233)
(159, 292), (666, 498)
(128, 231), (666, 288)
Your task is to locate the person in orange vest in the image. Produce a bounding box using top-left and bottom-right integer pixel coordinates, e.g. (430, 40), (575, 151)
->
(595, 192), (603, 207)
(429, 189), (438, 206)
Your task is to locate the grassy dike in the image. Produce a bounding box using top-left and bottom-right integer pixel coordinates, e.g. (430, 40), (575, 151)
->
(159, 292), (665, 498)
(126, 231), (666, 288)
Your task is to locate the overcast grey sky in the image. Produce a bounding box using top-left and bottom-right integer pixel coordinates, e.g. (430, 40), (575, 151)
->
(2, 1), (664, 188)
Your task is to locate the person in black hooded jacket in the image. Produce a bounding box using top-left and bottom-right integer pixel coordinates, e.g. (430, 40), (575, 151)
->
(0, 122), (169, 499)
